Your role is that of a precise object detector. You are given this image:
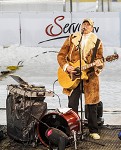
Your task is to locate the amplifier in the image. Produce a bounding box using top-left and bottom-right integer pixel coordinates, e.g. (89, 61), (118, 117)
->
(6, 93), (47, 143)
(6, 74), (54, 144)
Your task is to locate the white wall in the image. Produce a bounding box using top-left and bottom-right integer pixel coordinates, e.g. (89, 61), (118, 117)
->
(1, 1), (121, 12)
(0, 13), (20, 46)
(0, 12), (120, 47)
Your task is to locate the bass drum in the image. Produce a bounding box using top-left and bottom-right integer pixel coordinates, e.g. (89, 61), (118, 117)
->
(37, 109), (80, 147)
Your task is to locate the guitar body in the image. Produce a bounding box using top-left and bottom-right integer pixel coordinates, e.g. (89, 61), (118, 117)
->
(70, 60), (88, 80)
(58, 53), (119, 89)
(58, 60), (88, 89)
(58, 67), (80, 89)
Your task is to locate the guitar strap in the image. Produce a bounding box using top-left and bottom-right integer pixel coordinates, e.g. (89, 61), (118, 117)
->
(91, 38), (100, 63)
(87, 38), (100, 75)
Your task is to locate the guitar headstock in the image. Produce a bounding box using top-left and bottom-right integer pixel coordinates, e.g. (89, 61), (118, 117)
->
(105, 53), (119, 62)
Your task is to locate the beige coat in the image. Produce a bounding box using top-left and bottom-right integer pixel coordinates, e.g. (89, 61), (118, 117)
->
(57, 32), (104, 105)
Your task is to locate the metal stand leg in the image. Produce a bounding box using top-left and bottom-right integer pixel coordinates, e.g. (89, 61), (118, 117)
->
(72, 130), (77, 150)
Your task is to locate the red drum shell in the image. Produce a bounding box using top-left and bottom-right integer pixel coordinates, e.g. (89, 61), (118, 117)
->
(37, 109), (80, 147)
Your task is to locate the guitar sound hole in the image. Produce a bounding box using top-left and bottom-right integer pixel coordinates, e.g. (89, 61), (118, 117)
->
(74, 67), (80, 76)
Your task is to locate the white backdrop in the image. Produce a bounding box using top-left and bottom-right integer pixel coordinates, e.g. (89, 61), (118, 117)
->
(0, 13), (20, 46)
(20, 12), (71, 47)
(72, 12), (120, 47)
(0, 12), (120, 47)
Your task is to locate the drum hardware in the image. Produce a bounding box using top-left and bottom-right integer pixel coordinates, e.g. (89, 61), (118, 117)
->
(27, 112), (70, 149)
(68, 131), (88, 150)
(37, 109), (81, 149)
(72, 130), (77, 150)
(21, 110), (84, 150)
(68, 130), (105, 149)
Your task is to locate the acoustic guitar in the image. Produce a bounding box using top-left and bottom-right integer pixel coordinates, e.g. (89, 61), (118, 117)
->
(58, 53), (119, 89)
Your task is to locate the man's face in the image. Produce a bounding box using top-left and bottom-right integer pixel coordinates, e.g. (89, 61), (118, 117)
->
(81, 21), (93, 34)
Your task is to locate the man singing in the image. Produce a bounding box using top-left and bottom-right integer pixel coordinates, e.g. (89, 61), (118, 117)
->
(57, 18), (104, 140)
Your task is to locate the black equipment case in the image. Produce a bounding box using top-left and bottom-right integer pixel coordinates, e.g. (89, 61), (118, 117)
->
(6, 86), (47, 143)
(6, 75), (54, 144)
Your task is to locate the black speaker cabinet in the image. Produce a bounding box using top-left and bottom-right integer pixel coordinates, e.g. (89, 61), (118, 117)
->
(6, 93), (47, 143)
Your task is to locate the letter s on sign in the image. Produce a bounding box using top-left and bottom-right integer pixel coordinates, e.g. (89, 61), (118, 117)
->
(45, 16), (64, 37)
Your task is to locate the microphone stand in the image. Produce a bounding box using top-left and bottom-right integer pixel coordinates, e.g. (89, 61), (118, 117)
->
(76, 29), (104, 148)
(77, 29), (85, 140)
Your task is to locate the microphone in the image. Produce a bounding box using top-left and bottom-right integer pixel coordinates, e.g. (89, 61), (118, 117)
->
(81, 27), (86, 34)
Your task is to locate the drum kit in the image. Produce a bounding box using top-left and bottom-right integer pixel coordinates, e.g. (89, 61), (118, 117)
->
(37, 108), (81, 149)
(6, 74), (84, 150)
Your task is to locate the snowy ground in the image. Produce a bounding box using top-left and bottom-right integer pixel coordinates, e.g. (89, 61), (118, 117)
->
(0, 44), (121, 125)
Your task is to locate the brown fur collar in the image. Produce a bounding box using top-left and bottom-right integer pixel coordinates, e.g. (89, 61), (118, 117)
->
(71, 32), (97, 59)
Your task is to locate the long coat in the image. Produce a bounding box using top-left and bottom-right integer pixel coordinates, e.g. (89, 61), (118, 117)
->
(57, 32), (104, 105)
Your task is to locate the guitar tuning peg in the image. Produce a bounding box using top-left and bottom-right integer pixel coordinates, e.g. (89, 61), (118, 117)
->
(114, 50), (117, 54)
(114, 51), (119, 59)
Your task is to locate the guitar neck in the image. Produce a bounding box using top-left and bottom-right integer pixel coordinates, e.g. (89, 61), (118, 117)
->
(80, 53), (118, 71)
(81, 58), (105, 71)
(81, 62), (96, 71)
